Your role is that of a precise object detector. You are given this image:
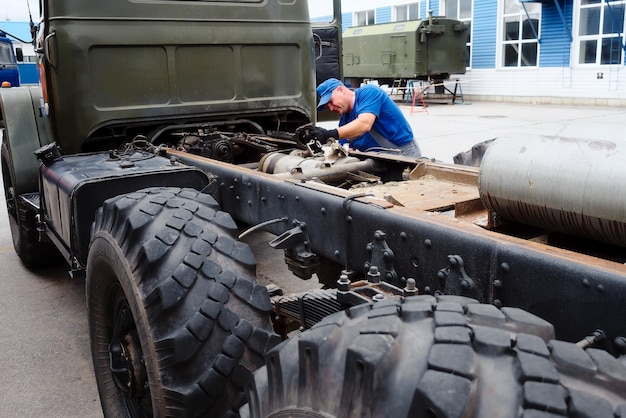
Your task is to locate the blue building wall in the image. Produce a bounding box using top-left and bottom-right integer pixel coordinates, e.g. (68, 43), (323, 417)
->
(471, 0), (498, 69)
(430, 2), (440, 16)
(342, 12), (352, 31)
(463, 0), (575, 69)
(539, 0), (574, 67)
(376, 7), (392, 23)
(336, 1), (577, 71)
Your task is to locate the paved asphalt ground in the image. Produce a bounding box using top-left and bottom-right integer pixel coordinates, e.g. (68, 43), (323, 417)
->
(1, 99), (625, 417)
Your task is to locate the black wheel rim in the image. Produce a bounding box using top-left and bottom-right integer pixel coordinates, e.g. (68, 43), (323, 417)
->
(107, 283), (153, 417)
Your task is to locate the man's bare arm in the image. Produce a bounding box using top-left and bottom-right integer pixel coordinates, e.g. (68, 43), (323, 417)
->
(337, 113), (376, 141)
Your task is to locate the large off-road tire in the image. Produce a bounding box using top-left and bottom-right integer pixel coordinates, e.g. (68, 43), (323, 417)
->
(1, 142), (60, 267)
(87, 187), (280, 417)
(242, 295), (626, 418)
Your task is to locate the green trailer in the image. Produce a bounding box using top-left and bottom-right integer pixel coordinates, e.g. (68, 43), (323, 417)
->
(343, 14), (468, 92)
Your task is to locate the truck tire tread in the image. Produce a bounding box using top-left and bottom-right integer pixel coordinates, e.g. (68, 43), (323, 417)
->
(1, 143), (61, 268)
(88, 187), (278, 417)
(242, 295), (626, 418)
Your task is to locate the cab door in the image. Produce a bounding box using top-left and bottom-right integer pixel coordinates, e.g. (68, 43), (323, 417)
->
(310, 0), (342, 85)
(310, 0), (342, 121)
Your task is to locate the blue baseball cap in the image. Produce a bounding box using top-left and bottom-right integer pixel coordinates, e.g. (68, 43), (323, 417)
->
(316, 78), (343, 110)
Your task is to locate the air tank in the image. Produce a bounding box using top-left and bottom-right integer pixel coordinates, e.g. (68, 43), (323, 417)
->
(479, 135), (626, 247)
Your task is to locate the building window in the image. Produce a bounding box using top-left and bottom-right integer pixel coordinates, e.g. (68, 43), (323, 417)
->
(446, 0), (472, 20)
(501, 0), (540, 67)
(444, 0), (472, 67)
(354, 9), (375, 26)
(395, 3), (421, 22)
(577, 0), (625, 65)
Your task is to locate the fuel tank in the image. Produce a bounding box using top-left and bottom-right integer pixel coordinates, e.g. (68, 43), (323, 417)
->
(479, 135), (626, 247)
(39, 147), (209, 265)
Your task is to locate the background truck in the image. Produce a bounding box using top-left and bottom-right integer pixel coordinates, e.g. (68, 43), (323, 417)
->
(0, 31), (23, 87)
(1, 1), (625, 417)
(342, 13), (467, 97)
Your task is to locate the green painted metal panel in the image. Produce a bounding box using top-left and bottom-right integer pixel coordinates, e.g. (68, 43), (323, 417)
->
(42, 0), (316, 153)
(343, 18), (467, 80)
(0, 86), (51, 195)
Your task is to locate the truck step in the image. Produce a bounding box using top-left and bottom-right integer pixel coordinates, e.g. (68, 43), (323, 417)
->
(18, 193), (40, 211)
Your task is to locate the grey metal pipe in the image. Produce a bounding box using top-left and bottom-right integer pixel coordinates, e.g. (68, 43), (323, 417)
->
(260, 152), (384, 183)
(479, 135), (626, 247)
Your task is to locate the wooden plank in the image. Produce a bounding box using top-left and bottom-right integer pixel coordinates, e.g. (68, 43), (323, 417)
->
(360, 174), (480, 211)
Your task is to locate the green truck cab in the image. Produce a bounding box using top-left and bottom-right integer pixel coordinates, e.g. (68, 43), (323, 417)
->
(39, 0), (318, 154)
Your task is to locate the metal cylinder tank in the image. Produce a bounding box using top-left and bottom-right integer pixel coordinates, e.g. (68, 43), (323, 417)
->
(479, 135), (626, 247)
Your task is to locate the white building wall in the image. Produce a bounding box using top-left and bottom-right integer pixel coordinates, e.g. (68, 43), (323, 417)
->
(455, 67), (626, 106)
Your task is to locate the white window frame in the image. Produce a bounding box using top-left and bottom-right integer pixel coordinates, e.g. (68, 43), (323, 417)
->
(442, 0), (473, 68)
(394, 3), (422, 22)
(499, 0), (541, 68)
(575, 0), (626, 66)
(353, 9), (376, 27)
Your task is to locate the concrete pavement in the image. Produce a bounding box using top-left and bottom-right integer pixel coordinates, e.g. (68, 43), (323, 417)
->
(405, 100), (626, 163)
(1, 100), (624, 417)
(320, 99), (626, 162)
(0, 186), (102, 417)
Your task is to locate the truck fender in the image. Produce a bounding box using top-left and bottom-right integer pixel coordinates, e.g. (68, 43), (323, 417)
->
(0, 86), (52, 196)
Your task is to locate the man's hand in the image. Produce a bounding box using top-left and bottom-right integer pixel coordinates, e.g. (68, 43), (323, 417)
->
(306, 127), (339, 142)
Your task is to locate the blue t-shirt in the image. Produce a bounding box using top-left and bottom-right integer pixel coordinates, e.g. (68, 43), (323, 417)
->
(339, 84), (415, 152)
